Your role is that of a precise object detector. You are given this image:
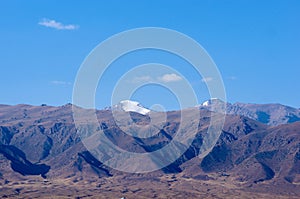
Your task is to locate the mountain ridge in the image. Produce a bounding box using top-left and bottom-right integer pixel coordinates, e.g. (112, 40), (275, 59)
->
(197, 99), (300, 126)
(0, 102), (299, 197)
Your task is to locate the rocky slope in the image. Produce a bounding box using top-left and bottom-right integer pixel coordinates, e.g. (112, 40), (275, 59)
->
(0, 103), (299, 198)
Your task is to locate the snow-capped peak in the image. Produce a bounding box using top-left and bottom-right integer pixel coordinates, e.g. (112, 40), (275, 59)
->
(201, 98), (224, 106)
(114, 100), (150, 115)
(202, 100), (211, 107)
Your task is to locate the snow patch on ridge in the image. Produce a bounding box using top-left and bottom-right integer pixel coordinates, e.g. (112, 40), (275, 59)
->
(201, 98), (221, 106)
(114, 100), (150, 115)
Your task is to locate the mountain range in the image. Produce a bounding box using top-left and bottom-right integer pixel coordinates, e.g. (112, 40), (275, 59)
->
(199, 98), (300, 126)
(0, 101), (299, 198)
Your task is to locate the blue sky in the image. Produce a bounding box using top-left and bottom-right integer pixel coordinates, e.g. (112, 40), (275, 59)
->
(0, 0), (299, 110)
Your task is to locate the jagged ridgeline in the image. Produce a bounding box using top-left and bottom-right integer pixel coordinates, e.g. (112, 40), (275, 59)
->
(0, 102), (299, 197)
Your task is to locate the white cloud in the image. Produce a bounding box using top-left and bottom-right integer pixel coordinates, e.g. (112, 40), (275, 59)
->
(159, 73), (182, 83)
(50, 80), (71, 85)
(227, 76), (237, 80)
(132, 76), (152, 83)
(38, 18), (79, 30)
(201, 77), (213, 83)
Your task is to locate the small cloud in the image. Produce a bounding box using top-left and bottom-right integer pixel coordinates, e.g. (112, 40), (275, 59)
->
(227, 76), (237, 80)
(132, 76), (152, 83)
(201, 77), (213, 83)
(50, 80), (71, 85)
(159, 73), (182, 83)
(38, 18), (79, 30)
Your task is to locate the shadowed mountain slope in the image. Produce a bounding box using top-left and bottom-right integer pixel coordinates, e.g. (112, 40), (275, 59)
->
(0, 103), (299, 197)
